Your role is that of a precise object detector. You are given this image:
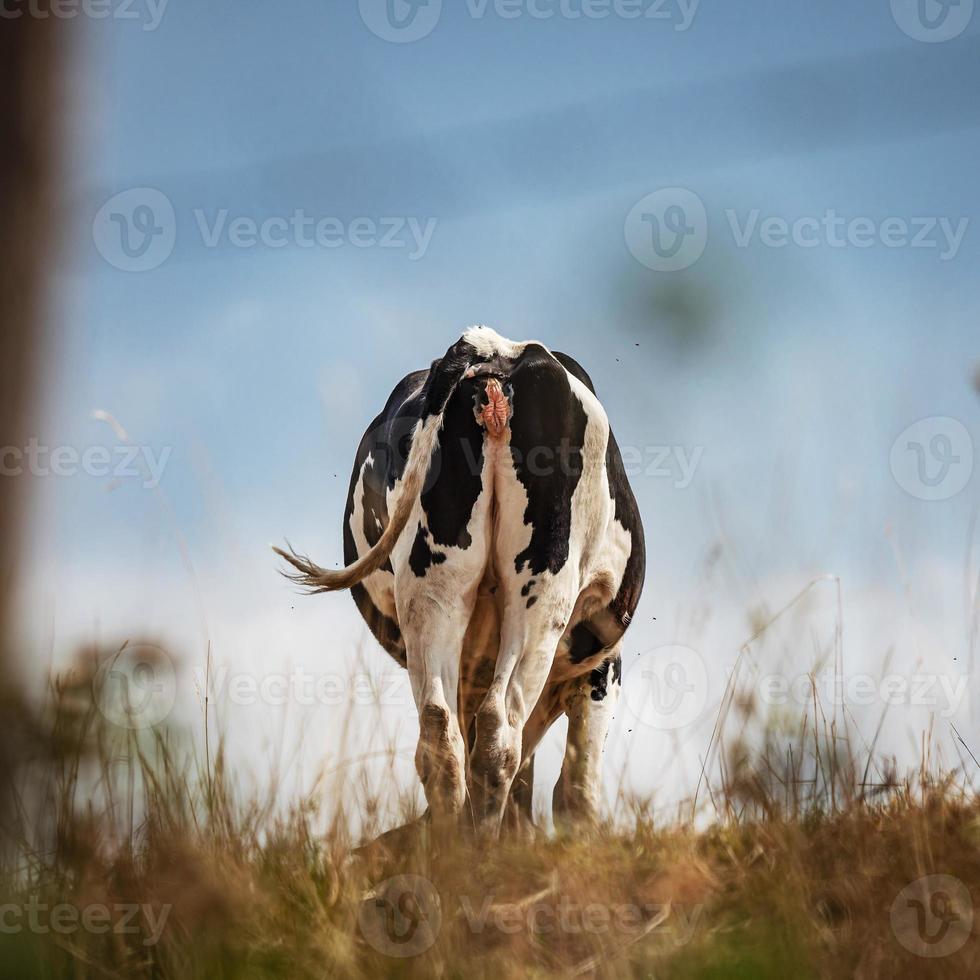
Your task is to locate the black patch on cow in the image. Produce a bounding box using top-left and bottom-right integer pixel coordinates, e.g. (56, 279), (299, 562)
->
(421, 338), (480, 417)
(526, 596), (538, 609)
(409, 523), (447, 577)
(521, 580), (536, 597)
(567, 621), (605, 664)
(342, 370), (432, 583)
(589, 654), (622, 701)
(508, 345), (589, 577)
(420, 381), (485, 550)
(551, 350), (597, 395)
(369, 371), (431, 494)
(604, 427), (646, 628)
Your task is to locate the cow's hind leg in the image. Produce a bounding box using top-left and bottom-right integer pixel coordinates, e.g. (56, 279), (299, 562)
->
(400, 589), (474, 825)
(553, 649), (621, 832)
(395, 377), (497, 825)
(471, 575), (580, 835)
(503, 677), (567, 835)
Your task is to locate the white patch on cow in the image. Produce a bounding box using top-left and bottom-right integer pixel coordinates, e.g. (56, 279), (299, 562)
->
(565, 373), (613, 580)
(348, 453), (398, 620)
(488, 431), (534, 585)
(593, 514), (632, 607)
(462, 324), (530, 360)
(548, 375), (627, 683)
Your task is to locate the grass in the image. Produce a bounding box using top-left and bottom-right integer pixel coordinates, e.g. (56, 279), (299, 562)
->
(1, 642), (978, 979)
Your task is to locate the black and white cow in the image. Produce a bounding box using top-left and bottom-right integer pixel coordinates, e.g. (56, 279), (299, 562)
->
(276, 327), (645, 835)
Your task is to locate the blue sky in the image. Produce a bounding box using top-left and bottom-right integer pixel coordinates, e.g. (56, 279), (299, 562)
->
(23, 0), (980, 811)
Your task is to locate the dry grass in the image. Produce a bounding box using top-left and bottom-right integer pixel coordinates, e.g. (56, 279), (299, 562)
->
(1, 643), (978, 980)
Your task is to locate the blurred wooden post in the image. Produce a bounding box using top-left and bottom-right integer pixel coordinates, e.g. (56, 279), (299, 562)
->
(0, 8), (64, 840)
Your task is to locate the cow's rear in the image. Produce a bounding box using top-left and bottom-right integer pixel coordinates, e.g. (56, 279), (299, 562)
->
(277, 326), (644, 836)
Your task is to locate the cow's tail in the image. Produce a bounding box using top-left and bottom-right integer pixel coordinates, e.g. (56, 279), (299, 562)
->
(273, 336), (479, 594)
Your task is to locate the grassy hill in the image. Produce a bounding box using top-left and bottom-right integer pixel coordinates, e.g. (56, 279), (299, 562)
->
(1, 649), (977, 979)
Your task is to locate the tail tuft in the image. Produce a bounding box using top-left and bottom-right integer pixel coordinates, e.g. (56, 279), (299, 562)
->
(273, 543), (334, 594)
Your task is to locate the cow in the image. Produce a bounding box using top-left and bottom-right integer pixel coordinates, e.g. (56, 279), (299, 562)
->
(275, 326), (645, 836)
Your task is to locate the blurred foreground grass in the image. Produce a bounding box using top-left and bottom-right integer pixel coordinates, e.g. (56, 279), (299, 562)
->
(1, 645), (978, 980)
